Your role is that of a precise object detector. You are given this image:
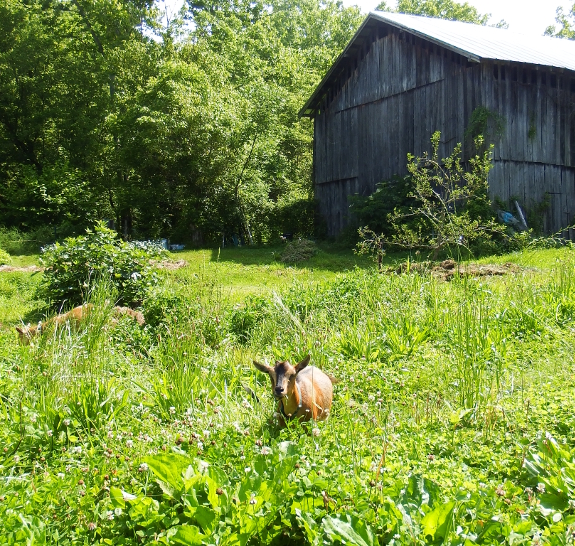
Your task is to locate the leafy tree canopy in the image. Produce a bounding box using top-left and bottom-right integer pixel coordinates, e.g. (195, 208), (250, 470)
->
(545, 3), (575, 39)
(376, 0), (490, 25)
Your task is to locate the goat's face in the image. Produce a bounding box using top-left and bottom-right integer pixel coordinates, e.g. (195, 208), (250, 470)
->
(253, 355), (310, 399)
(15, 325), (38, 345)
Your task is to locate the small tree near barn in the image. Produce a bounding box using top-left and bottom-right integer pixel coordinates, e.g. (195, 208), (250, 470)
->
(357, 132), (507, 261)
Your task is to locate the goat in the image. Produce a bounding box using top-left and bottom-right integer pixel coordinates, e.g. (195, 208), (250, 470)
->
(253, 355), (336, 427)
(16, 304), (145, 344)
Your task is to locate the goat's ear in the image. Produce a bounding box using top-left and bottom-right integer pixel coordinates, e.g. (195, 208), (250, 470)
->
(294, 355), (310, 374)
(253, 360), (272, 374)
(15, 327), (24, 335)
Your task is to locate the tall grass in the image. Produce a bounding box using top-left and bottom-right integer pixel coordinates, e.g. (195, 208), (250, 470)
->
(0, 248), (574, 543)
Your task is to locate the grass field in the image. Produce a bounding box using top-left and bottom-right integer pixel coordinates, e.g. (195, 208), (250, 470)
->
(1, 245), (575, 545)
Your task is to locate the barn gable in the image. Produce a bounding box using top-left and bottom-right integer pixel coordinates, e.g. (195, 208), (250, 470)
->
(303, 12), (575, 237)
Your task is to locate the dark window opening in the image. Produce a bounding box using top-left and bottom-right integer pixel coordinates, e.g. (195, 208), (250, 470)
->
(550, 74), (557, 88)
(500, 66), (506, 81)
(522, 70), (528, 84)
(531, 70), (537, 84)
(541, 72), (547, 86)
(512, 67), (518, 81)
(493, 65), (499, 80)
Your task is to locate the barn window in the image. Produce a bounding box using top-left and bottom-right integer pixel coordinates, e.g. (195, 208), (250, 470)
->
(522, 69), (528, 84)
(493, 65), (499, 80)
(511, 67), (518, 81)
(500, 66), (506, 81)
(531, 70), (537, 84)
(541, 72), (547, 86)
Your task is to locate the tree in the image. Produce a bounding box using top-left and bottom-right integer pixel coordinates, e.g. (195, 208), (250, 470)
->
(545, 4), (575, 39)
(376, 0), (490, 25)
(357, 132), (506, 260)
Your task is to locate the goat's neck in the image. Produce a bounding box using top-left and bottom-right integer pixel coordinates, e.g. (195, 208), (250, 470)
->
(280, 382), (302, 417)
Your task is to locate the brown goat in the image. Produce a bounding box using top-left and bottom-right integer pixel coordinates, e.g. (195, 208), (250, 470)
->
(16, 304), (145, 344)
(253, 355), (336, 427)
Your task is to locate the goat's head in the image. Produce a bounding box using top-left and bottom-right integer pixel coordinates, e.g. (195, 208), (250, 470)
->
(253, 355), (310, 399)
(15, 323), (40, 345)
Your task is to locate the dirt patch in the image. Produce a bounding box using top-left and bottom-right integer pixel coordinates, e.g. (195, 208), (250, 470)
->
(0, 265), (44, 273)
(155, 259), (188, 270)
(390, 260), (520, 281)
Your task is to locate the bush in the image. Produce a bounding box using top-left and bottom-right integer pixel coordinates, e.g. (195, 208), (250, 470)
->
(0, 248), (11, 265)
(39, 222), (167, 307)
(280, 239), (317, 263)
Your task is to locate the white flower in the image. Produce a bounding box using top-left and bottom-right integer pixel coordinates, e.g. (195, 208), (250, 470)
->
(244, 467), (251, 473)
(30, 414), (37, 423)
(312, 428), (320, 437)
(536, 483), (546, 494)
(261, 446), (272, 455)
(126, 440), (133, 448)
(169, 407), (176, 414)
(13, 455), (20, 463)
(107, 430), (114, 438)
(114, 508), (123, 516)
(138, 463), (149, 472)
(106, 511), (114, 521)
(63, 419), (70, 426)
(47, 430), (53, 437)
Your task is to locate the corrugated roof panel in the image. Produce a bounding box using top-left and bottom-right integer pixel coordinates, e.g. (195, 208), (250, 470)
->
(371, 11), (575, 71)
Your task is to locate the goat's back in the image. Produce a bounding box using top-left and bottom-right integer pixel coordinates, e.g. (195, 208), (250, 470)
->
(296, 366), (334, 421)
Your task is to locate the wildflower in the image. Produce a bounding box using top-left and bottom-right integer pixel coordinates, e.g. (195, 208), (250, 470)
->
(114, 508), (123, 516)
(87, 522), (97, 531)
(245, 467), (251, 473)
(107, 430), (114, 438)
(57, 473), (65, 479)
(66, 465), (72, 472)
(169, 407), (176, 415)
(106, 511), (114, 521)
(496, 486), (505, 497)
(569, 499), (575, 509)
(249, 497), (257, 505)
(126, 440), (133, 449)
(138, 463), (149, 473)
(536, 483), (546, 494)
(368, 394), (375, 402)
(47, 430), (53, 437)
(261, 446), (272, 455)
(63, 419), (70, 427)
(312, 428), (320, 437)
(427, 454), (435, 461)
(13, 455), (20, 463)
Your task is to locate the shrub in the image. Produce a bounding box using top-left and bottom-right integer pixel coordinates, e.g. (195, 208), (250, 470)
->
(0, 248), (11, 265)
(39, 222), (167, 307)
(280, 239), (317, 263)
(358, 132), (506, 260)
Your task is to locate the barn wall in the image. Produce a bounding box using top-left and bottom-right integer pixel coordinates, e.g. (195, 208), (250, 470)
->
(314, 24), (575, 237)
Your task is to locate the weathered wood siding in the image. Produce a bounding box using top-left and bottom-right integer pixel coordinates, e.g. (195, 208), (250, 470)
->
(314, 24), (575, 236)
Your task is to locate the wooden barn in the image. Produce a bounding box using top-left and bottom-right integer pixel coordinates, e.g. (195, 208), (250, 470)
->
(300, 12), (575, 237)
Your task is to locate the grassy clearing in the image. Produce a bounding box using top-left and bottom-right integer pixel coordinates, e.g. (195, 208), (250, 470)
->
(0, 247), (575, 544)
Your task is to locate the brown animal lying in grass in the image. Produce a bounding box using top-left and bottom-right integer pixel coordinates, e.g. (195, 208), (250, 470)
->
(253, 355), (337, 427)
(16, 304), (145, 344)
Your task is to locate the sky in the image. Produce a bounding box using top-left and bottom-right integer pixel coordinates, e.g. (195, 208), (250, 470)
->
(160, 0), (572, 37)
(370, 0), (570, 36)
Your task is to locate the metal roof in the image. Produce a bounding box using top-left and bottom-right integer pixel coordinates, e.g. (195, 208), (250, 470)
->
(300, 11), (575, 117)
